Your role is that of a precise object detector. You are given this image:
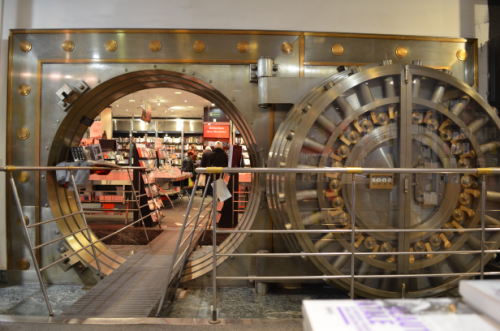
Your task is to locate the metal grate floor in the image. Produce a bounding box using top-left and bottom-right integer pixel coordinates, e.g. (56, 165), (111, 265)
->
(60, 228), (191, 318)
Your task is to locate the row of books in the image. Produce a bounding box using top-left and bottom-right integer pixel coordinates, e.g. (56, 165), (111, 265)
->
(145, 185), (159, 197)
(137, 147), (157, 159)
(157, 148), (170, 159)
(234, 137), (245, 144)
(184, 136), (203, 143)
(147, 197), (163, 210)
(139, 160), (156, 171)
(303, 280), (500, 331)
(164, 137), (182, 143)
(142, 173), (155, 184)
(151, 210), (163, 223)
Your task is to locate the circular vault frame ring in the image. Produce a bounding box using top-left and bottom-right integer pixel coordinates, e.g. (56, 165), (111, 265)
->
(46, 70), (260, 279)
(268, 63), (500, 298)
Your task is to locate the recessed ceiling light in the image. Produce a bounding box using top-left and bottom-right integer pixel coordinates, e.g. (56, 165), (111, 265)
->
(129, 99), (135, 102)
(211, 103), (215, 106)
(116, 104), (119, 107)
(175, 92), (182, 95)
(188, 106), (194, 108)
(184, 100), (187, 102)
(126, 109), (128, 111)
(64, 75), (72, 79)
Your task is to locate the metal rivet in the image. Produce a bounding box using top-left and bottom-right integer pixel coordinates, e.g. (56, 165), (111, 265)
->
(105, 40), (118, 52)
(17, 171), (30, 184)
(232, 97), (236, 101)
(56, 120), (60, 123)
(124, 68), (128, 72)
(17, 127), (30, 139)
(97, 79), (101, 83)
(18, 84), (31, 96)
(17, 215), (29, 226)
(395, 46), (408, 58)
(18, 258), (30, 270)
(45, 204), (48, 207)
(193, 40), (206, 53)
(62, 40), (75, 52)
(149, 40), (162, 52)
(182, 69), (186, 73)
(45, 146), (49, 150)
(457, 49), (467, 61)
(153, 64), (157, 68)
(237, 41), (250, 53)
(19, 40), (32, 52)
(55, 231), (60, 235)
(281, 42), (293, 54)
(209, 80), (212, 83)
(41, 175), (45, 179)
(331, 44), (344, 56)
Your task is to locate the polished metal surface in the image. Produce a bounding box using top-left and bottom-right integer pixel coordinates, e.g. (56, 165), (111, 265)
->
(266, 63), (500, 298)
(5, 29), (483, 297)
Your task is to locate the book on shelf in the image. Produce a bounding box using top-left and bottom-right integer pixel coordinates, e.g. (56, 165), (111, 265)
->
(460, 280), (500, 325)
(184, 136), (204, 144)
(302, 298), (500, 331)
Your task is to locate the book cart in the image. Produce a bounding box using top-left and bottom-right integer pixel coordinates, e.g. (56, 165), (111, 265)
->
(133, 144), (164, 228)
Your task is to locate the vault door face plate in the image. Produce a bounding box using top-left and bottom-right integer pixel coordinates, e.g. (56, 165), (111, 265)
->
(267, 63), (500, 298)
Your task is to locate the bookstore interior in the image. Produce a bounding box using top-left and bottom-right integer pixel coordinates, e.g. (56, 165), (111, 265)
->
(5, 13), (500, 330)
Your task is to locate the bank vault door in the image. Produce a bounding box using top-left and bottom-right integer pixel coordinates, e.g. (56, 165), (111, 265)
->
(267, 62), (500, 298)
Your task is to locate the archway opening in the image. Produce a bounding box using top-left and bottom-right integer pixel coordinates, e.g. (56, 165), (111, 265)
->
(46, 70), (260, 279)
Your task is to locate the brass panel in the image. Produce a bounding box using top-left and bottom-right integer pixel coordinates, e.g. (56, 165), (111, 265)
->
(18, 84), (30, 96)
(149, 40), (162, 52)
(19, 40), (31, 52)
(237, 41), (249, 53)
(193, 40), (206, 53)
(395, 46), (408, 58)
(18, 258), (30, 270)
(281, 42), (293, 54)
(331, 44), (344, 56)
(62, 40), (75, 52)
(17, 127), (30, 139)
(105, 40), (118, 52)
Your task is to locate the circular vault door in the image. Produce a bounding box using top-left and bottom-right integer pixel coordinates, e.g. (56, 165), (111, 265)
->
(267, 62), (500, 298)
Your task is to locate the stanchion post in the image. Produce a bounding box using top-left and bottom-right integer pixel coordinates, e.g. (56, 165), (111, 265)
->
(9, 172), (54, 316)
(350, 173), (356, 299)
(210, 173), (220, 324)
(481, 174), (487, 279)
(69, 171), (103, 279)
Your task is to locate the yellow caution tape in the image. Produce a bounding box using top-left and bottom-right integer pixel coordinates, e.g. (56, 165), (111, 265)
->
(477, 168), (492, 175)
(206, 167), (223, 174)
(346, 167), (363, 174)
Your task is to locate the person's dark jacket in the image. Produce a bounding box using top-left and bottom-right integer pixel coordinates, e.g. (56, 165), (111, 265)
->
(209, 147), (228, 167)
(200, 149), (213, 168)
(181, 155), (194, 173)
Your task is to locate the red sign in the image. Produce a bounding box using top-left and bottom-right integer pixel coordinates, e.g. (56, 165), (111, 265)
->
(204, 124), (230, 138)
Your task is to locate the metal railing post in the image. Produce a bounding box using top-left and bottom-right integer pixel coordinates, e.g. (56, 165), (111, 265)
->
(210, 173), (220, 324)
(155, 174), (200, 317)
(69, 171), (103, 279)
(9, 172), (54, 316)
(178, 175), (213, 277)
(350, 173), (356, 299)
(481, 174), (487, 279)
(126, 169), (149, 243)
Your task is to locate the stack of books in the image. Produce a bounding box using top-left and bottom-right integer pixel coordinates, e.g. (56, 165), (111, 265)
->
(302, 297), (500, 331)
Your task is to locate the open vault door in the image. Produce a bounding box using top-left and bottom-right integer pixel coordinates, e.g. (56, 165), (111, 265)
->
(266, 62), (500, 298)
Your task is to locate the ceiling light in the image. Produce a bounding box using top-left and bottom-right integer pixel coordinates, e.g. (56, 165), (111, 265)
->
(158, 102), (161, 106)
(129, 99), (135, 102)
(188, 106), (194, 108)
(64, 75), (72, 79)
(184, 100), (187, 102)
(175, 92), (182, 95)
(211, 103), (215, 106)
(126, 109), (128, 111)
(116, 104), (119, 107)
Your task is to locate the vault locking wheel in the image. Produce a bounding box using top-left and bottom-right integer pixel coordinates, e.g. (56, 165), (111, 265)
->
(267, 62), (500, 298)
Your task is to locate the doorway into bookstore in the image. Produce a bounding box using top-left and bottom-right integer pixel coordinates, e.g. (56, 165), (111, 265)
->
(48, 70), (258, 280)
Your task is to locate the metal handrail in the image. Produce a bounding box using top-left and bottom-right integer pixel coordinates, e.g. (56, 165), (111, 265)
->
(191, 167), (499, 324)
(7, 164), (148, 316)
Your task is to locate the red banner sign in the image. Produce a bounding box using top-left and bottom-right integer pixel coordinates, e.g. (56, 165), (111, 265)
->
(204, 124), (230, 138)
